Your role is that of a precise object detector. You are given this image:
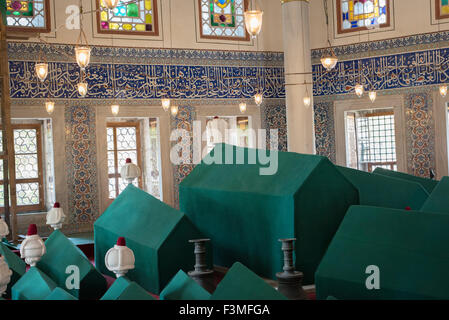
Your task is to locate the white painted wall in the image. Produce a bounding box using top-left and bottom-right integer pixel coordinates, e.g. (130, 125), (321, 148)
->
(16, 0), (283, 52)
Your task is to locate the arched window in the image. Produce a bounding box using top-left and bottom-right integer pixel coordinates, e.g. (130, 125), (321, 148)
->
(198, 0), (249, 41)
(336, 0), (390, 34)
(96, 0), (159, 36)
(5, 0), (51, 33)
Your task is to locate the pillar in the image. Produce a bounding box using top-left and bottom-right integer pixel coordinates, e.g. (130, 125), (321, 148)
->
(281, 0), (316, 154)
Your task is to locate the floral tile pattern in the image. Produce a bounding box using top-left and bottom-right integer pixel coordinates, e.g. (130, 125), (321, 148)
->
(314, 101), (336, 163)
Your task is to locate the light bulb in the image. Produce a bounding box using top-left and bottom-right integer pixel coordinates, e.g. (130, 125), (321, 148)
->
(303, 96), (311, 108)
(320, 55), (338, 71)
(35, 63), (48, 82)
(239, 102), (247, 113)
(440, 85), (448, 97)
(355, 84), (364, 98)
(161, 98), (171, 112)
(254, 93), (263, 106)
(244, 10), (263, 39)
(102, 0), (120, 9)
(170, 105), (178, 117)
(77, 82), (88, 97)
(75, 47), (91, 70)
(111, 104), (119, 116)
(369, 91), (377, 103)
(45, 101), (55, 115)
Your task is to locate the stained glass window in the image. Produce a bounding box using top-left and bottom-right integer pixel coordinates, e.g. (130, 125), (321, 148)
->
(97, 0), (158, 35)
(337, 0), (390, 34)
(107, 122), (143, 199)
(5, 0), (50, 32)
(199, 0), (249, 40)
(436, 0), (449, 19)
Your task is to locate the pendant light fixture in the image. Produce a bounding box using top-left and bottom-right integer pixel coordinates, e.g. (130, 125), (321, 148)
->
(161, 98), (171, 112)
(440, 85), (448, 97)
(111, 104), (120, 116)
(355, 84), (364, 98)
(254, 92), (263, 106)
(78, 70), (88, 97)
(303, 81), (311, 108)
(321, 1), (338, 71)
(239, 102), (247, 113)
(367, 28), (376, 103)
(35, 63), (48, 82)
(369, 90), (377, 103)
(244, 0), (263, 39)
(102, 0), (120, 9)
(75, 5), (91, 70)
(170, 105), (178, 117)
(45, 101), (55, 115)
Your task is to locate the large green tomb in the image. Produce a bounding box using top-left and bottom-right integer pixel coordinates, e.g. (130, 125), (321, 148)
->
(337, 166), (429, 210)
(100, 277), (154, 300)
(0, 242), (26, 298)
(420, 177), (449, 213)
(45, 287), (78, 300)
(11, 267), (57, 300)
(373, 167), (438, 194)
(160, 270), (211, 300)
(36, 230), (107, 300)
(95, 184), (206, 294)
(211, 262), (286, 300)
(315, 206), (449, 300)
(180, 144), (358, 284)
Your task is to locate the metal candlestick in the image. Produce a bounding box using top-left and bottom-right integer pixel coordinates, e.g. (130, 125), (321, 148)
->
(276, 238), (308, 300)
(188, 238), (215, 294)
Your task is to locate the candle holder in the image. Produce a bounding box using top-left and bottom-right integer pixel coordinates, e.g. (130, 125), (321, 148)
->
(276, 238), (308, 300)
(188, 239), (215, 294)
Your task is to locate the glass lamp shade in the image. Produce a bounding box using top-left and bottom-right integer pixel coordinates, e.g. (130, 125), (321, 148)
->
(111, 104), (120, 116)
(320, 55), (338, 71)
(77, 82), (88, 97)
(35, 63), (48, 82)
(355, 84), (364, 98)
(254, 93), (263, 106)
(369, 91), (377, 103)
(244, 10), (263, 38)
(75, 47), (91, 70)
(102, 0), (120, 9)
(170, 105), (178, 117)
(239, 102), (247, 113)
(161, 98), (171, 111)
(303, 96), (311, 108)
(45, 101), (55, 115)
(440, 85), (448, 97)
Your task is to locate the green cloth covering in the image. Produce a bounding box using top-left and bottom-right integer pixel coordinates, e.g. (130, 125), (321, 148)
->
(36, 230), (107, 300)
(337, 166), (429, 210)
(11, 267), (57, 300)
(0, 242), (26, 299)
(45, 287), (78, 300)
(315, 206), (449, 300)
(160, 270), (211, 300)
(373, 167), (438, 194)
(101, 276), (154, 300)
(326, 296), (338, 300)
(211, 262), (286, 300)
(421, 177), (449, 213)
(95, 184), (207, 294)
(180, 144), (358, 284)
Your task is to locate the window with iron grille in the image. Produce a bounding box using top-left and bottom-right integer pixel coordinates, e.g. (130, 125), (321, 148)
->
(0, 124), (45, 212)
(107, 122), (143, 199)
(347, 109), (397, 172)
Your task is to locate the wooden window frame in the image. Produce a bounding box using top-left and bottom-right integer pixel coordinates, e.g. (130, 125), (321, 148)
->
(198, 0), (250, 41)
(95, 0), (160, 37)
(0, 124), (45, 213)
(6, 0), (51, 33)
(107, 122), (143, 199)
(336, 0), (391, 35)
(435, 0), (449, 20)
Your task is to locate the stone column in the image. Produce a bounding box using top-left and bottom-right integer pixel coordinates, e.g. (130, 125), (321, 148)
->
(281, 0), (315, 154)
